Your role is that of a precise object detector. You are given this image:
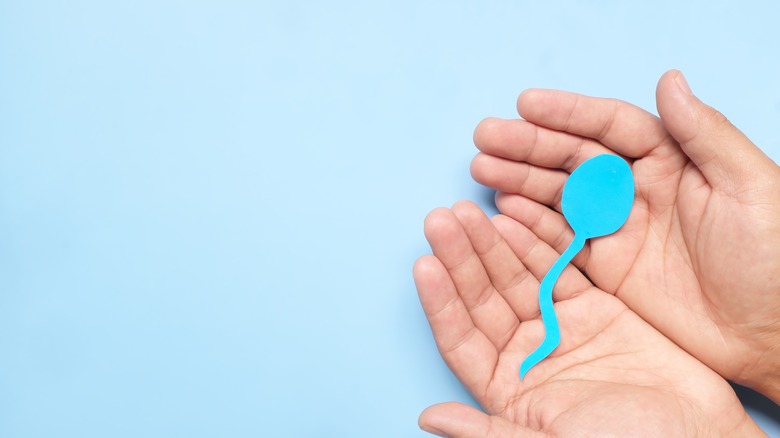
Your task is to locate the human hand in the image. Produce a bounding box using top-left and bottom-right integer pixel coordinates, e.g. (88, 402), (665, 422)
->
(413, 201), (763, 437)
(470, 70), (780, 401)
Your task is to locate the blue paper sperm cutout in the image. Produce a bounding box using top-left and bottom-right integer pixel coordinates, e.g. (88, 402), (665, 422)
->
(520, 154), (635, 379)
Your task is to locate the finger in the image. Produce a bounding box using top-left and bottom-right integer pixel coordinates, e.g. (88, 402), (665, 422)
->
(413, 255), (498, 396)
(494, 193), (590, 270)
(656, 69), (779, 196)
(474, 117), (617, 172)
(424, 208), (520, 352)
(491, 215), (592, 302)
(516, 88), (672, 159)
(471, 154), (567, 211)
(419, 402), (546, 438)
(450, 200), (542, 322)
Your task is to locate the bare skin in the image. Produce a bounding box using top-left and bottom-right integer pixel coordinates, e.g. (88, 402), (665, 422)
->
(469, 70), (780, 402)
(414, 201), (764, 437)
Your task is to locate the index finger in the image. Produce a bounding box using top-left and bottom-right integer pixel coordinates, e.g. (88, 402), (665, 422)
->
(517, 89), (673, 159)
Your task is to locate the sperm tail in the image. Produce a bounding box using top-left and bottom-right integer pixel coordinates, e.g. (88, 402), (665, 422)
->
(519, 234), (584, 379)
(520, 332), (560, 379)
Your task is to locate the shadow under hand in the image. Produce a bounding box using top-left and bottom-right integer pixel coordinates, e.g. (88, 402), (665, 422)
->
(731, 383), (780, 434)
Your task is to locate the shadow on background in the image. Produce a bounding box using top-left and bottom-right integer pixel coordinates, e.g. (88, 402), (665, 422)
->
(731, 383), (780, 432)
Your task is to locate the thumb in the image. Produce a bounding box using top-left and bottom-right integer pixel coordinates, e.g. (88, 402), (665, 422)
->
(655, 69), (775, 195)
(418, 402), (546, 438)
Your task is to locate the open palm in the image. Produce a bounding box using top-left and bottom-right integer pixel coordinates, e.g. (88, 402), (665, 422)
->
(414, 201), (761, 437)
(469, 70), (780, 395)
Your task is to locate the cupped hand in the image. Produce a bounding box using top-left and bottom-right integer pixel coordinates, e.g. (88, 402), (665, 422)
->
(413, 201), (763, 437)
(469, 70), (780, 400)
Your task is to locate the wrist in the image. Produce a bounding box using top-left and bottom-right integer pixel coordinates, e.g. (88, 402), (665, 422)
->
(730, 415), (770, 438)
(756, 370), (780, 406)
(741, 343), (780, 405)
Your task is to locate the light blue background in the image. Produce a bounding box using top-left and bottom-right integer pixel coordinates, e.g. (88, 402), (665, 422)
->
(1, 1), (779, 436)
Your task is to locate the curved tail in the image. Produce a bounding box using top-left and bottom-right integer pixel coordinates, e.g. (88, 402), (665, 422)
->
(520, 234), (585, 379)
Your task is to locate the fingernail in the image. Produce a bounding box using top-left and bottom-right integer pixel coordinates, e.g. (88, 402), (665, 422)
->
(420, 424), (448, 437)
(675, 70), (693, 96)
